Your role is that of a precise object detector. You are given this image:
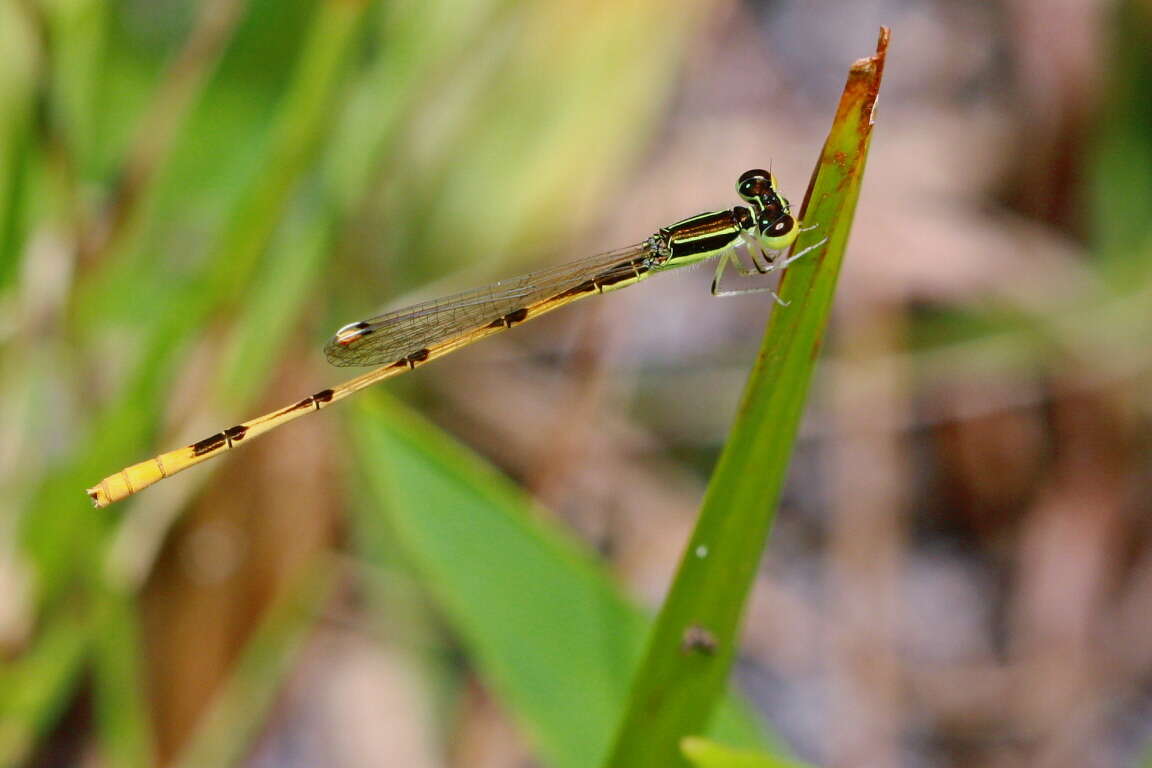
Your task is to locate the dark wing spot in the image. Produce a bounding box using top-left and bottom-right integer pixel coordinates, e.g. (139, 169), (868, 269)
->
(336, 323), (374, 347)
(407, 348), (430, 364)
(313, 388), (334, 404)
(487, 318), (507, 329)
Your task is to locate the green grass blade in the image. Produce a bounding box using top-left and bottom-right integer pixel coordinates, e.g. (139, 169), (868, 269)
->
(0, 589), (154, 768)
(349, 392), (773, 768)
(604, 29), (890, 768)
(349, 393), (648, 768)
(92, 587), (154, 768)
(0, 1), (36, 290)
(1091, 0), (1152, 285)
(0, 608), (90, 767)
(681, 737), (814, 768)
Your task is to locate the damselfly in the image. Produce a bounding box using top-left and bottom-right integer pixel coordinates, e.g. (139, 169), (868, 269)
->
(87, 169), (823, 507)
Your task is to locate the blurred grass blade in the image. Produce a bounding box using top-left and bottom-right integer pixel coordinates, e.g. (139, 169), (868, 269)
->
(1, 589), (154, 768)
(681, 737), (814, 768)
(349, 393), (777, 768)
(171, 557), (334, 768)
(27, 0), (369, 603)
(92, 587), (153, 768)
(0, 606), (90, 767)
(87, 0), (251, 262)
(1091, 0), (1152, 285)
(604, 29), (890, 768)
(0, 1), (36, 289)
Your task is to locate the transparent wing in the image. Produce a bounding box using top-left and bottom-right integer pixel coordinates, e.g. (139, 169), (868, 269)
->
(324, 243), (651, 367)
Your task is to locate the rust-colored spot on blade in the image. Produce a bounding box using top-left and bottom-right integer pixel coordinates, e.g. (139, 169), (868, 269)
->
(845, 27), (889, 133)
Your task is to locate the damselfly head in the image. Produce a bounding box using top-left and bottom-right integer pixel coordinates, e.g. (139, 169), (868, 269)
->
(737, 170), (790, 216)
(737, 169), (798, 251)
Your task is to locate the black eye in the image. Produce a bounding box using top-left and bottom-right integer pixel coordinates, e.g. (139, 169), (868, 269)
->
(767, 217), (794, 236)
(738, 168), (772, 185)
(737, 169), (773, 200)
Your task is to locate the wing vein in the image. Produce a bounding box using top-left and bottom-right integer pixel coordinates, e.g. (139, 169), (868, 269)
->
(324, 242), (651, 367)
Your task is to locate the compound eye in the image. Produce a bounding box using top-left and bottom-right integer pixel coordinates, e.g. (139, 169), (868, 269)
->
(768, 217), (794, 237)
(761, 215), (798, 249)
(737, 168), (773, 200)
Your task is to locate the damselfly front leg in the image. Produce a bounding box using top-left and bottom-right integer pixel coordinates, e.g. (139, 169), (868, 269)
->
(710, 235), (828, 301)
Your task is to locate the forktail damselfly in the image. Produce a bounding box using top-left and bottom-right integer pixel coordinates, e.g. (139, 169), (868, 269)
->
(87, 169), (822, 507)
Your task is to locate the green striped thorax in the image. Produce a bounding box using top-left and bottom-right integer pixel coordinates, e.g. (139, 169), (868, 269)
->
(652, 169), (799, 270)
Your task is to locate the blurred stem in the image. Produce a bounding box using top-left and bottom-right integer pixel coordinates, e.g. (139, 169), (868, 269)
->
(0, 1), (36, 291)
(80, 0), (251, 268)
(16, 0), (87, 255)
(201, 0), (368, 305)
(92, 586), (154, 768)
(170, 556), (335, 768)
(1091, 0), (1152, 285)
(0, 598), (94, 767)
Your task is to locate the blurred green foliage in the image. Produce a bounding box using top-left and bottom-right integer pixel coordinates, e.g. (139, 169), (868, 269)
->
(0, 0), (819, 765)
(351, 393), (773, 768)
(680, 736), (814, 768)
